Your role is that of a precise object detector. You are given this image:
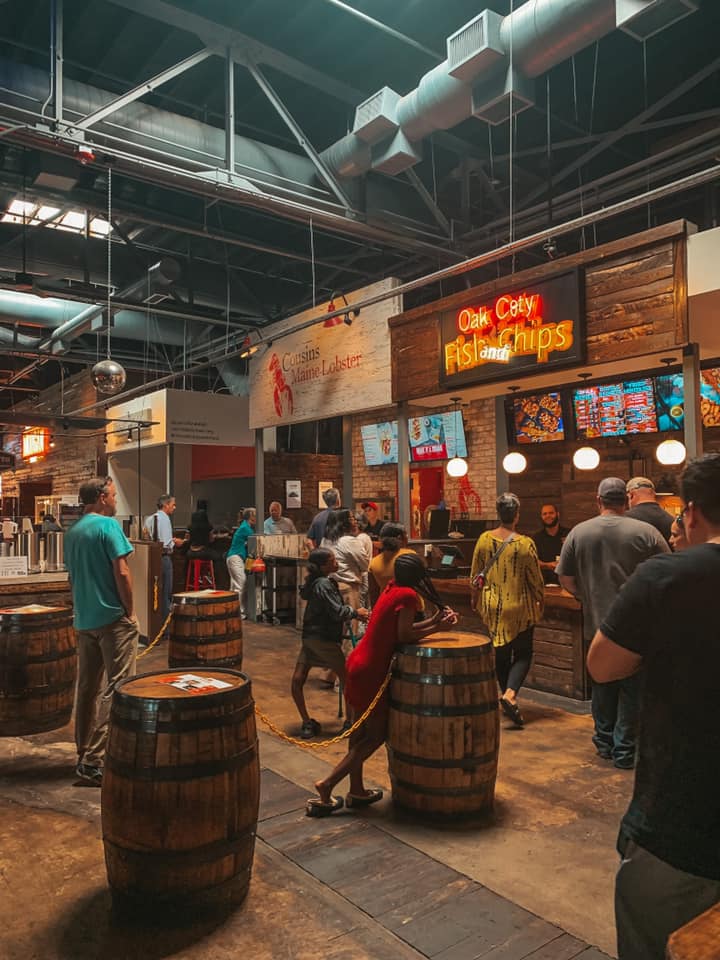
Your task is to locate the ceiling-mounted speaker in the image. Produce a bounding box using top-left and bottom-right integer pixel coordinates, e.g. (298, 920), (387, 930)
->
(616, 0), (698, 41)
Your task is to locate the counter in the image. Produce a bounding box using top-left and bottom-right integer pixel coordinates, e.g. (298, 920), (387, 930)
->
(0, 572), (72, 609)
(430, 577), (587, 701)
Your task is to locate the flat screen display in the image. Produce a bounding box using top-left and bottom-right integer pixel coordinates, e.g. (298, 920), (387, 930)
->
(408, 411), (468, 462)
(655, 373), (684, 431)
(360, 421), (398, 465)
(512, 393), (565, 444)
(573, 377), (657, 437)
(701, 367), (720, 428)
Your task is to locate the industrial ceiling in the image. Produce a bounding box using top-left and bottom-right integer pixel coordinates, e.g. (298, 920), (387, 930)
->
(0, 0), (717, 409)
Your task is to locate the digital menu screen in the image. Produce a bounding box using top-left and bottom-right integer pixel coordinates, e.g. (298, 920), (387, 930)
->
(655, 374), (684, 432)
(573, 378), (658, 438)
(360, 421), (398, 465)
(512, 393), (565, 444)
(408, 412), (468, 462)
(701, 367), (720, 428)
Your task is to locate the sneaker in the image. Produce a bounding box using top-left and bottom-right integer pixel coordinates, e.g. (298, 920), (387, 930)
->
(613, 756), (635, 770)
(300, 718), (322, 740)
(75, 762), (103, 786)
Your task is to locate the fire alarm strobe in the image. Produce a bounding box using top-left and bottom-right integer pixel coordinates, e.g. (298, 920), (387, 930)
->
(76, 144), (96, 165)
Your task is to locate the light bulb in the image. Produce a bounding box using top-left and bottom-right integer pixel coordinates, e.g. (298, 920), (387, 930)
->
(573, 446), (600, 471)
(656, 439), (686, 465)
(446, 457), (468, 478)
(502, 452), (527, 475)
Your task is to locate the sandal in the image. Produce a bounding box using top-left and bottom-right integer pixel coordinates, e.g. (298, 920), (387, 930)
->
(500, 697), (524, 727)
(300, 718), (322, 739)
(305, 796), (344, 818)
(345, 788), (383, 808)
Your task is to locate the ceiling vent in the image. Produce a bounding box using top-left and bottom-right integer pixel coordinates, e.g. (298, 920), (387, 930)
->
(616, 0), (698, 40)
(353, 87), (400, 144)
(472, 65), (534, 126)
(447, 10), (504, 83)
(371, 130), (422, 176)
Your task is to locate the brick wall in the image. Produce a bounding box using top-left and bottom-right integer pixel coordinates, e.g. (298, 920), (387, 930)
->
(1, 370), (107, 509)
(264, 451), (344, 535)
(350, 397), (497, 521)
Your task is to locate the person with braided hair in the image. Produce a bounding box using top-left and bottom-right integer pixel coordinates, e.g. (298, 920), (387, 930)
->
(306, 552), (458, 817)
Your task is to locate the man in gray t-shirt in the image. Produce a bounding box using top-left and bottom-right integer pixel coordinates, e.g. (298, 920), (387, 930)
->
(557, 477), (669, 768)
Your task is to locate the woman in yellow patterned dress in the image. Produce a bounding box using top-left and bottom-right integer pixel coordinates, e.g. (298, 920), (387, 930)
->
(470, 492), (544, 727)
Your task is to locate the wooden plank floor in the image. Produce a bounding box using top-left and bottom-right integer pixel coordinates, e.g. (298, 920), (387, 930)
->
(258, 770), (610, 960)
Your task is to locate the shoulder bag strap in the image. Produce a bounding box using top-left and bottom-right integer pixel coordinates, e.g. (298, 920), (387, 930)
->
(480, 533), (515, 580)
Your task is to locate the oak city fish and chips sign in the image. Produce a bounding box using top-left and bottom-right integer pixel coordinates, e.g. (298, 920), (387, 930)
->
(440, 271), (584, 387)
(249, 278), (400, 428)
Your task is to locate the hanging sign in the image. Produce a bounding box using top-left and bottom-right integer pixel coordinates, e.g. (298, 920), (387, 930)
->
(21, 428), (50, 461)
(440, 271), (584, 387)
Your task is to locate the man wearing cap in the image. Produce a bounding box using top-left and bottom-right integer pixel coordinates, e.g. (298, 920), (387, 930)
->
(361, 501), (385, 539)
(556, 478), (669, 769)
(625, 477), (673, 544)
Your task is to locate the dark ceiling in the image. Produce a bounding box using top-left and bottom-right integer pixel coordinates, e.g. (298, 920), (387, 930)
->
(0, 0), (718, 407)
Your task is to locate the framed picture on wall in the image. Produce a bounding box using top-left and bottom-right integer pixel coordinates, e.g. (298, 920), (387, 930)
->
(285, 480), (301, 510)
(318, 481), (334, 508)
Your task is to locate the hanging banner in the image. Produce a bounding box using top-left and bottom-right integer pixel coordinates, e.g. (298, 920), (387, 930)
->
(440, 271), (584, 387)
(249, 278), (401, 428)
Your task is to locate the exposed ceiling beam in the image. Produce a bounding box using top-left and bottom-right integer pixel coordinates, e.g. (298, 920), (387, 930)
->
(404, 169), (451, 236)
(317, 0), (442, 60)
(73, 48), (214, 130)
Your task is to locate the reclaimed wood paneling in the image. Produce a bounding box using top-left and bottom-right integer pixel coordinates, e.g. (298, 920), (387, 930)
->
(391, 314), (441, 402)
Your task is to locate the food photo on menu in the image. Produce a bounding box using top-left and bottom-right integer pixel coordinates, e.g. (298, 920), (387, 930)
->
(701, 367), (720, 428)
(513, 393), (565, 443)
(409, 412), (467, 462)
(360, 420), (398, 465)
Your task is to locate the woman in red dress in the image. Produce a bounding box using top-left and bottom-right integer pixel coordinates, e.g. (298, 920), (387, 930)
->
(307, 553), (458, 816)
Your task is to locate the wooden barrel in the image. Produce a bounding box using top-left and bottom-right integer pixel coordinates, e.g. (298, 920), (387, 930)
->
(169, 590), (242, 669)
(387, 632), (499, 817)
(0, 604), (76, 736)
(102, 668), (259, 909)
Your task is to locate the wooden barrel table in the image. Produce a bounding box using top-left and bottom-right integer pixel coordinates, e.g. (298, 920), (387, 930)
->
(666, 902), (720, 960)
(387, 632), (499, 817)
(0, 604), (76, 736)
(169, 590), (242, 669)
(102, 668), (259, 909)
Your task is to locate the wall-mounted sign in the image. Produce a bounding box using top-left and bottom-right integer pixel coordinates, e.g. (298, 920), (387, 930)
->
(21, 427), (50, 461)
(440, 271), (584, 387)
(0, 451), (15, 470)
(285, 480), (301, 510)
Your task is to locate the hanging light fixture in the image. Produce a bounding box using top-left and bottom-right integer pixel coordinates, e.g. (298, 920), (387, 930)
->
(91, 167), (126, 396)
(656, 438), (686, 465)
(446, 397), (468, 478)
(503, 452), (527, 474)
(573, 446), (600, 471)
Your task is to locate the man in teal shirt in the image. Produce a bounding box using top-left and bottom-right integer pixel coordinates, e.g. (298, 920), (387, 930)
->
(226, 508), (255, 618)
(64, 477), (139, 786)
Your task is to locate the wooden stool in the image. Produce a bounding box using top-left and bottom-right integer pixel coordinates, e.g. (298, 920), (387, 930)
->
(185, 558), (216, 591)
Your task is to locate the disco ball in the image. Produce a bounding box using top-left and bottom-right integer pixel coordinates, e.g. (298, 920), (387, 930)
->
(91, 358), (127, 396)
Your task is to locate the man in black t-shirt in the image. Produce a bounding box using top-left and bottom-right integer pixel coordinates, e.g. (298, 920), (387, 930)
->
(531, 503), (570, 585)
(625, 476), (672, 543)
(587, 454), (720, 960)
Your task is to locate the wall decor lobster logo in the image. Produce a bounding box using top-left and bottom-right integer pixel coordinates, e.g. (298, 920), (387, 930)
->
(268, 353), (294, 418)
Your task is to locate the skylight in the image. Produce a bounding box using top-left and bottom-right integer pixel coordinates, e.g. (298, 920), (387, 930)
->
(0, 198), (112, 237)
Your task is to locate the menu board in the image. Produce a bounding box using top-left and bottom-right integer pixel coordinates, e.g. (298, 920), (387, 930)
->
(701, 367), (720, 428)
(655, 374), (684, 432)
(512, 393), (565, 444)
(574, 378), (658, 438)
(408, 412), (467, 462)
(360, 421), (398, 465)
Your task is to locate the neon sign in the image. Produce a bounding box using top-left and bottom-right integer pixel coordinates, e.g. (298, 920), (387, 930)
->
(21, 427), (50, 461)
(440, 273), (583, 386)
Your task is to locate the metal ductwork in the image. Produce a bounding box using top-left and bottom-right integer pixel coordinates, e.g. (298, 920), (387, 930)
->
(216, 359), (250, 398)
(320, 0), (697, 177)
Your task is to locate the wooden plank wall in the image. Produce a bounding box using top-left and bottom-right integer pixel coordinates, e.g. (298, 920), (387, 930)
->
(390, 221), (690, 403)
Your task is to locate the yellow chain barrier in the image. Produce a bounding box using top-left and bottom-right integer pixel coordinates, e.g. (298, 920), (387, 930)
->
(254, 666), (393, 750)
(137, 610), (173, 660)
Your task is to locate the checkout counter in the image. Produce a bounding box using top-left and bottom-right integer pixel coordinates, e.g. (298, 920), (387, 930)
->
(412, 538), (588, 703)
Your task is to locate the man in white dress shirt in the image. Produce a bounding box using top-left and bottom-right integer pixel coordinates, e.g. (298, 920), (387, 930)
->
(145, 494), (184, 621)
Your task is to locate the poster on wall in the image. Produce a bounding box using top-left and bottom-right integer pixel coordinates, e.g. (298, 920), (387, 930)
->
(249, 278), (401, 429)
(285, 480), (301, 510)
(318, 481), (333, 508)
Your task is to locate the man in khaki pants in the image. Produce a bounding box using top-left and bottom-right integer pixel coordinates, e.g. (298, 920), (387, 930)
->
(64, 477), (139, 786)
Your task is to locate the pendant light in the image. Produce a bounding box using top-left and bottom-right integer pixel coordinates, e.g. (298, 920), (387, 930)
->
(573, 446), (600, 471)
(656, 438), (686, 465)
(446, 397), (468, 478)
(91, 167), (126, 396)
(503, 452), (527, 474)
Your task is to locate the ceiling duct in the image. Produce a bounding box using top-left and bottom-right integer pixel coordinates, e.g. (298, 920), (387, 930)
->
(371, 130), (423, 176)
(447, 10), (504, 82)
(216, 358), (250, 397)
(616, 0), (698, 40)
(472, 64), (535, 126)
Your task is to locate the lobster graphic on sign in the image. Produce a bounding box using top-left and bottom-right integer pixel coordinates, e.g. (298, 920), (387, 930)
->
(268, 353), (294, 418)
(457, 475), (482, 516)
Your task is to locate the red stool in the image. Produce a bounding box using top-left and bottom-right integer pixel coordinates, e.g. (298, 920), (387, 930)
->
(185, 558), (216, 591)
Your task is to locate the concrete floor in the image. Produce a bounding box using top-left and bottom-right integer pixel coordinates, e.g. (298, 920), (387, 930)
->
(0, 621), (631, 959)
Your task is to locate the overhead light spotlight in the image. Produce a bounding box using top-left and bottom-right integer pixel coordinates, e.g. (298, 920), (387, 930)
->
(542, 237), (558, 259)
(49, 435), (55, 449)
(126, 428), (133, 442)
(76, 144), (96, 166)
(239, 336), (259, 359)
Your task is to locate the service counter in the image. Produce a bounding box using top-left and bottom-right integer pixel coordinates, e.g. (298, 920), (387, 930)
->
(0, 572), (72, 609)
(429, 577), (588, 701)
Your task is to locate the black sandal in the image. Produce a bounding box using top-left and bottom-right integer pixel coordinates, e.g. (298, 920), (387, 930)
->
(500, 697), (525, 727)
(300, 718), (322, 739)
